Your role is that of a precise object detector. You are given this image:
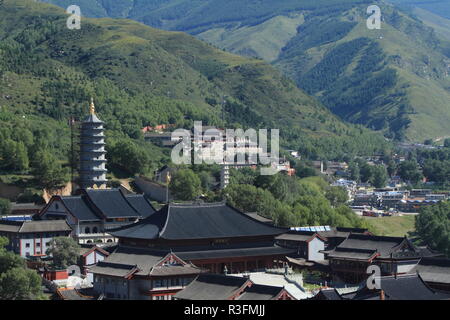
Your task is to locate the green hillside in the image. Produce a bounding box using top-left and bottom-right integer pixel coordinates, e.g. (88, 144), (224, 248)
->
(41, 0), (450, 142)
(0, 0), (389, 183)
(389, 0), (450, 20)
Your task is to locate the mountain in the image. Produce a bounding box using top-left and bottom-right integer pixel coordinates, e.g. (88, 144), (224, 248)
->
(389, 0), (450, 20)
(0, 0), (389, 164)
(40, 0), (450, 142)
(388, 1), (450, 41)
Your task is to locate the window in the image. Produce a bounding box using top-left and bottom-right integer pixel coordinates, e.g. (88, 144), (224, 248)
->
(26, 243), (30, 248)
(154, 279), (162, 288)
(93, 227), (98, 233)
(36, 243), (41, 247)
(85, 227), (90, 234)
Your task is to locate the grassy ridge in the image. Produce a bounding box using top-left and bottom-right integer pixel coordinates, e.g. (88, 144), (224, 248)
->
(0, 0), (390, 163)
(41, 0), (450, 142)
(364, 215), (415, 237)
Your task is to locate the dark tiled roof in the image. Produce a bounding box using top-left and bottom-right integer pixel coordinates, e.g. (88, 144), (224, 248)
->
(175, 245), (296, 261)
(312, 288), (344, 300)
(60, 196), (100, 221)
(57, 288), (100, 300)
(174, 274), (250, 300)
(327, 248), (378, 261)
(0, 220), (72, 233)
(89, 245), (200, 277)
(89, 262), (137, 278)
(92, 246), (166, 276)
(276, 231), (317, 242)
(84, 189), (141, 219)
(327, 234), (420, 260)
(413, 257), (450, 284)
(110, 203), (287, 240)
(11, 203), (44, 211)
(244, 212), (273, 224)
(237, 284), (286, 300)
(352, 274), (450, 300)
(83, 114), (103, 124)
(335, 227), (370, 234)
(124, 194), (156, 218)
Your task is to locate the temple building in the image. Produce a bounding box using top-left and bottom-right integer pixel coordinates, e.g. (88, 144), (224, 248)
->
(0, 220), (72, 258)
(311, 274), (450, 300)
(324, 234), (427, 283)
(79, 98), (108, 189)
(107, 202), (293, 273)
(90, 248), (202, 300)
(89, 202), (295, 299)
(38, 188), (155, 244)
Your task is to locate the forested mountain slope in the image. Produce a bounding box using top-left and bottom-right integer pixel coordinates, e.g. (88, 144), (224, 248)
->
(40, 0), (450, 142)
(0, 0), (389, 168)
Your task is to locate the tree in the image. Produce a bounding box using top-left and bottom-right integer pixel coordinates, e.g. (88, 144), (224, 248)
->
(444, 138), (450, 148)
(398, 160), (423, 185)
(14, 141), (29, 172)
(108, 140), (151, 176)
(359, 161), (373, 183)
(169, 169), (202, 201)
(415, 201), (450, 256)
(198, 171), (214, 192)
(370, 165), (388, 188)
(295, 163), (317, 179)
(325, 186), (348, 207)
(348, 162), (360, 182)
(0, 237), (44, 300)
(0, 267), (43, 300)
(0, 139), (17, 170)
(0, 198), (11, 216)
(46, 237), (80, 270)
(32, 149), (69, 189)
(387, 160), (397, 177)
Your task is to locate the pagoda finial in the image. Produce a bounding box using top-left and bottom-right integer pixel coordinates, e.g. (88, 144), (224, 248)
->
(89, 97), (95, 115)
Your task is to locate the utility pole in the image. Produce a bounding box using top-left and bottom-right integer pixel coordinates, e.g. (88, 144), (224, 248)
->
(221, 95), (227, 124)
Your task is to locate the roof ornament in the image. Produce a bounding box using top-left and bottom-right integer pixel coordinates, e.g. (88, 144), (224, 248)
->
(90, 97), (95, 115)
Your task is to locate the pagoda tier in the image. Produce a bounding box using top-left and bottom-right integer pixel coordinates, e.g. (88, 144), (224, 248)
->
(79, 99), (108, 189)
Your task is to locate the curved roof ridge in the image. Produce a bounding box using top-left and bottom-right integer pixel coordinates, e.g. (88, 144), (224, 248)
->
(159, 204), (171, 237)
(225, 203), (287, 232)
(348, 233), (405, 242)
(118, 188), (141, 215)
(168, 202), (226, 208)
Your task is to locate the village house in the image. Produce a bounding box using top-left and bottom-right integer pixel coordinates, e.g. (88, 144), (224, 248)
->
(0, 220), (72, 258)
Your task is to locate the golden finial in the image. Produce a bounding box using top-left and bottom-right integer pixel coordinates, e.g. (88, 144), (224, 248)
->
(89, 97), (95, 115)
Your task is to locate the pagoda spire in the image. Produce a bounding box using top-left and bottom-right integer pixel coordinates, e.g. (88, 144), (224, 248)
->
(90, 97), (95, 115)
